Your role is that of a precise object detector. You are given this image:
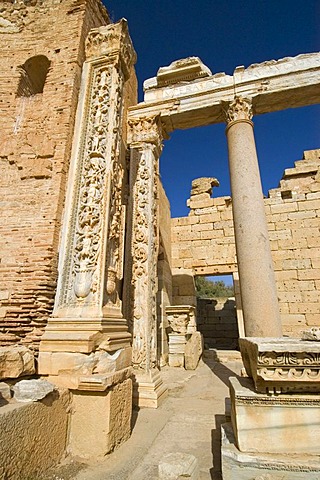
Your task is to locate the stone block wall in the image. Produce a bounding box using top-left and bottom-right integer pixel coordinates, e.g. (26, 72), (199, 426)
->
(197, 297), (239, 349)
(0, 0), (109, 348)
(171, 149), (320, 338)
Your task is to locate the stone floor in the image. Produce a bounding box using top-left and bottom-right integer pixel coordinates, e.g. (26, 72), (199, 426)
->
(48, 351), (243, 480)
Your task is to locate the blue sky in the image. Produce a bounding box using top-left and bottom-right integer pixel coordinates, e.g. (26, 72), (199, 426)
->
(105, 0), (319, 218)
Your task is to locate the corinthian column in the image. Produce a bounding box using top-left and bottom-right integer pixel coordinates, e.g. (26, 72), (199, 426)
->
(127, 115), (168, 407)
(224, 96), (282, 337)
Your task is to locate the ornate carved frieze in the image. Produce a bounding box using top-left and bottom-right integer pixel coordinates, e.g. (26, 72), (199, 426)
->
(240, 337), (320, 394)
(223, 96), (253, 124)
(85, 20), (136, 80)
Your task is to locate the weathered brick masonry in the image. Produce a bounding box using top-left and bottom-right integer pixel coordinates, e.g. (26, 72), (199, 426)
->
(0, 0), (109, 348)
(172, 149), (320, 338)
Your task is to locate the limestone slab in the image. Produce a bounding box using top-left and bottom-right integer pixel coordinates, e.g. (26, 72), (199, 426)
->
(221, 422), (320, 480)
(230, 376), (320, 455)
(159, 452), (199, 479)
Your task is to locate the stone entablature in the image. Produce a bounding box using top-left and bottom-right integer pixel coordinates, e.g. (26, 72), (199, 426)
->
(171, 149), (320, 337)
(131, 53), (320, 132)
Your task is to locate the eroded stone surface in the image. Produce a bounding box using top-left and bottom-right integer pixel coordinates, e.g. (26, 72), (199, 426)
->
(184, 332), (203, 370)
(0, 345), (35, 380)
(159, 452), (199, 479)
(13, 379), (55, 402)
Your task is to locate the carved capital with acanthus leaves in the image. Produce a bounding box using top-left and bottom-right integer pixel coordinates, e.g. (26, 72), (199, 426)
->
(85, 19), (136, 79)
(223, 96), (253, 124)
(127, 115), (167, 151)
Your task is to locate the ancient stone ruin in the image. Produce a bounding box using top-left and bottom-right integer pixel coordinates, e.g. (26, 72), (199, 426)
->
(0, 0), (319, 478)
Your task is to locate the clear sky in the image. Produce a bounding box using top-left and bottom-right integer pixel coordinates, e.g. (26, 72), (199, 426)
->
(104, 0), (319, 218)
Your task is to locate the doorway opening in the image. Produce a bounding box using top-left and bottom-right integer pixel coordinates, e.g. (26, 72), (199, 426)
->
(195, 274), (239, 350)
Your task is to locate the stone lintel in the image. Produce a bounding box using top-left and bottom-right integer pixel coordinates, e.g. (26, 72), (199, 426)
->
(130, 52), (320, 132)
(240, 337), (320, 393)
(230, 376), (320, 456)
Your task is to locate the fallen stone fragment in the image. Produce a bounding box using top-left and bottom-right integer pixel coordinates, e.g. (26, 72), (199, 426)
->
(159, 452), (199, 479)
(184, 332), (203, 370)
(0, 345), (35, 380)
(13, 379), (55, 402)
(302, 327), (320, 341)
(0, 382), (11, 402)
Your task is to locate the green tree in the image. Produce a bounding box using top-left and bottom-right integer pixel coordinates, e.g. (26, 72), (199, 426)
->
(195, 276), (234, 298)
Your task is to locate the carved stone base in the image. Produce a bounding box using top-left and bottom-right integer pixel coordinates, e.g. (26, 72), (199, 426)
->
(221, 422), (320, 480)
(240, 337), (320, 394)
(39, 317), (131, 354)
(230, 376), (320, 455)
(133, 369), (168, 408)
(68, 372), (133, 459)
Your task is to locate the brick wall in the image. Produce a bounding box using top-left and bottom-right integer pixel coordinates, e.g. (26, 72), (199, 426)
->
(171, 149), (320, 338)
(0, 0), (109, 348)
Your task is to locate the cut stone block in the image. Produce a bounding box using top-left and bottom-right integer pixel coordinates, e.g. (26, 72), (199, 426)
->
(230, 376), (320, 455)
(221, 422), (320, 480)
(159, 452), (199, 479)
(240, 337), (320, 393)
(0, 346), (35, 380)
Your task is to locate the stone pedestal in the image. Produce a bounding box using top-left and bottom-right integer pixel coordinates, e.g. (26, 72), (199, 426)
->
(133, 369), (167, 408)
(168, 333), (187, 367)
(221, 422), (320, 480)
(230, 376), (320, 455)
(68, 372), (132, 459)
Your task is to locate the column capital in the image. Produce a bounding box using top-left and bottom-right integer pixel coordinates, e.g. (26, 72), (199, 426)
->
(85, 19), (136, 79)
(223, 96), (253, 125)
(128, 115), (167, 151)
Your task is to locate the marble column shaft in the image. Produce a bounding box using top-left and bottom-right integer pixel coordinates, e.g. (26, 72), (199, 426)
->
(225, 96), (282, 337)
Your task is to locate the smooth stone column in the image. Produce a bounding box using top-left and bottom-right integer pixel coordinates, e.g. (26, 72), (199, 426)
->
(224, 96), (282, 337)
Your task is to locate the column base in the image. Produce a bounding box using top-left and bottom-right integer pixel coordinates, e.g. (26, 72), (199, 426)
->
(68, 372), (133, 460)
(221, 422), (320, 480)
(133, 368), (167, 408)
(39, 316), (131, 354)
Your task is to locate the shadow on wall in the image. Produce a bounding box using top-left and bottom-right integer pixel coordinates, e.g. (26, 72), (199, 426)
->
(197, 297), (239, 350)
(172, 274), (197, 306)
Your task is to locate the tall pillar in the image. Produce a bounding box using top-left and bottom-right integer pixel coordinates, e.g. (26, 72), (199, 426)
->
(224, 96), (282, 337)
(39, 19), (136, 374)
(127, 115), (167, 407)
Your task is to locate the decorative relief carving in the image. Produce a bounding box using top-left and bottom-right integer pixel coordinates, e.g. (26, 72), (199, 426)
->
(65, 65), (112, 304)
(128, 115), (167, 147)
(224, 96), (253, 123)
(85, 20), (136, 79)
(130, 143), (160, 371)
(240, 338), (320, 394)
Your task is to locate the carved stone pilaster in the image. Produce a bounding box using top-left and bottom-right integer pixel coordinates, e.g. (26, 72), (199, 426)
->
(39, 20), (136, 357)
(127, 116), (167, 407)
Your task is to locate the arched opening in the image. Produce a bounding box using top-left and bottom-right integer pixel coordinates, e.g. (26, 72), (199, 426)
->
(17, 55), (50, 97)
